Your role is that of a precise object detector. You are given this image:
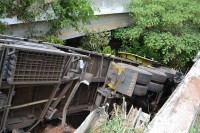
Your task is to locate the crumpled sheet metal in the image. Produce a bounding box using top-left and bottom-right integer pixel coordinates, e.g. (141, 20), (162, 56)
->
(146, 59), (200, 133)
(75, 107), (108, 133)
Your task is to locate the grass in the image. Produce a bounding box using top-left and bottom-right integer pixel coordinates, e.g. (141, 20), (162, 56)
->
(190, 109), (200, 133)
(90, 101), (149, 133)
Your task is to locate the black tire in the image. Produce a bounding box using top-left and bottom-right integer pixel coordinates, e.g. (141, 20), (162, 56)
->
(139, 66), (167, 83)
(175, 72), (183, 78)
(118, 63), (152, 85)
(147, 82), (164, 93)
(133, 84), (148, 96)
(157, 67), (177, 79)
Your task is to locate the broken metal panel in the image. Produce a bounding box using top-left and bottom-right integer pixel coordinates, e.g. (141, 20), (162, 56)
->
(147, 57), (200, 133)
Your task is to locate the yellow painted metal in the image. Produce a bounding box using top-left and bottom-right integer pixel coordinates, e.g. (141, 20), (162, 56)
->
(119, 52), (158, 66)
(107, 62), (125, 90)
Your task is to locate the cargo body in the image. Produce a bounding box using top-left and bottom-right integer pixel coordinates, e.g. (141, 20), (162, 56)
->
(0, 35), (180, 132)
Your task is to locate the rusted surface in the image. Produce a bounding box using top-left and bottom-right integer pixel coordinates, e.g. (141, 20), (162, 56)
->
(42, 124), (75, 133)
(147, 59), (200, 133)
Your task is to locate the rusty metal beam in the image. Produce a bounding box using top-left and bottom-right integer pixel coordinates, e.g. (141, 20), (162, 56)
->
(0, 86), (15, 132)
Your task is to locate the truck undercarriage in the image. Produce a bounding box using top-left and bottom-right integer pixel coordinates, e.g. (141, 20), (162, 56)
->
(0, 35), (182, 133)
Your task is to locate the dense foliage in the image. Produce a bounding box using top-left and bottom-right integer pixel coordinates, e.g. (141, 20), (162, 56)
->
(114, 28), (161, 60)
(80, 30), (115, 54)
(114, 0), (200, 70)
(0, 0), (95, 34)
(34, 35), (65, 45)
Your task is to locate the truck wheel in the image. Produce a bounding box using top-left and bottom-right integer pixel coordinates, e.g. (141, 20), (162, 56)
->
(133, 84), (148, 96)
(148, 82), (164, 93)
(118, 63), (152, 85)
(157, 67), (177, 79)
(139, 66), (167, 83)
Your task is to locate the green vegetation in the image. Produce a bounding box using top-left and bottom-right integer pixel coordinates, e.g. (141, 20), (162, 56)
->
(1, 0), (199, 69)
(35, 35), (65, 45)
(91, 104), (148, 133)
(80, 30), (115, 54)
(113, 0), (200, 70)
(0, 0), (95, 35)
(190, 109), (200, 133)
(49, 0), (95, 34)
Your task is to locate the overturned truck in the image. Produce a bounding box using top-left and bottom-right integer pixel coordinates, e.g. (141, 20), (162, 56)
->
(0, 35), (181, 133)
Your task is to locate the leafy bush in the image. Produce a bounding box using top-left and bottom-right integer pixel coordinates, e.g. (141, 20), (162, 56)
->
(102, 46), (116, 55)
(50, 0), (95, 33)
(114, 0), (200, 70)
(80, 30), (115, 54)
(0, 0), (95, 34)
(37, 35), (65, 45)
(190, 109), (200, 133)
